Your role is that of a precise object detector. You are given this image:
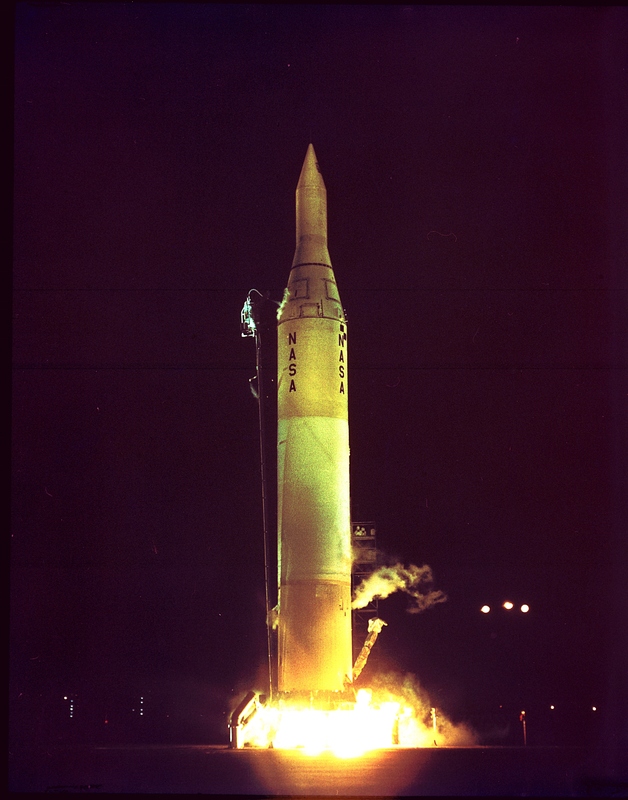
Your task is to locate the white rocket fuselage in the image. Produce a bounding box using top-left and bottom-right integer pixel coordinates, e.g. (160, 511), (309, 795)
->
(277, 145), (352, 693)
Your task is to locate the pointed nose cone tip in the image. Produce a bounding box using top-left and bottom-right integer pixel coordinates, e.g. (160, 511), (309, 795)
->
(292, 142), (330, 269)
(297, 143), (325, 190)
(304, 142), (317, 166)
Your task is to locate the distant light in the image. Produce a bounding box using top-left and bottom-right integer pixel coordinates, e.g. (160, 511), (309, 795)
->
(481, 605), (491, 614)
(550, 705), (555, 710)
(503, 601), (514, 610)
(592, 706), (597, 711)
(63, 696), (68, 700)
(521, 604), (530, 613)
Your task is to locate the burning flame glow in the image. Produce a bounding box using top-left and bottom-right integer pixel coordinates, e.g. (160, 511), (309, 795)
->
(239, 679), (476, 756)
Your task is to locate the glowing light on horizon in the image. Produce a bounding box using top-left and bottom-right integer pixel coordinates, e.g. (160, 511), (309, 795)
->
(481, 605), (490, 613)
(503, 601), (514, 610)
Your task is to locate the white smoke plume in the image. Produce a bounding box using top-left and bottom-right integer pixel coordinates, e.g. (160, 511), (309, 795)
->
(276, 287), (290, 320)
(352, 562), (447, 613)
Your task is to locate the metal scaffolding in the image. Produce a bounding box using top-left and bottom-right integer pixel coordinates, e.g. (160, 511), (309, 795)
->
(351, 522), (379, 666)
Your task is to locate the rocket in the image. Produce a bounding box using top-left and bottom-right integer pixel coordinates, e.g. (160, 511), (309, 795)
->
(276, 144), (353, 694)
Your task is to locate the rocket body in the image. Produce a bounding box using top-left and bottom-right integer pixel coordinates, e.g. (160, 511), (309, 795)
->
(277, 145), (352, 693)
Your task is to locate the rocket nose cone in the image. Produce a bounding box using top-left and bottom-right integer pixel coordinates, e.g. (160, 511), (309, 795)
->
(292, 143), (330, 268)
(297, 143), (325, 189)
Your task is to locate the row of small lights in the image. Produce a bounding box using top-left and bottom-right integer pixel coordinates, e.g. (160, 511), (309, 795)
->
(64, 695), (145, 719)
(502, 704), (599, 712)
(131, 696), (145, 716)
(481, 601), (529, 613)
(62, 693), (599, 728)
(63, 695), (75, 719)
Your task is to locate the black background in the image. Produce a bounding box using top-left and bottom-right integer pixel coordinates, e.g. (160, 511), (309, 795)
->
(12, 3), (627, 749)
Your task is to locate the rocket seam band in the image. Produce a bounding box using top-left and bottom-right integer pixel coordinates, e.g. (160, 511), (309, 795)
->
(292, 268), (331, 269)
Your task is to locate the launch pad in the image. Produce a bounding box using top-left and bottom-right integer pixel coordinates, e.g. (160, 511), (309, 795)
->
(11, 742), (619, 796)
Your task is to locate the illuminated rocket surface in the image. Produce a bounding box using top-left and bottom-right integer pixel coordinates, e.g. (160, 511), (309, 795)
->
(276, 145), (353, 693)
(231, 147), (467, 755)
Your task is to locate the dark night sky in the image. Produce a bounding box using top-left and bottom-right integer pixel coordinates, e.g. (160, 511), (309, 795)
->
(11, 3), (628, 746)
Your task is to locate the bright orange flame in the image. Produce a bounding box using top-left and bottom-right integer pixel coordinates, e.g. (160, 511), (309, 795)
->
(242, 690), (400, 756)
(239, 684), (474, 755)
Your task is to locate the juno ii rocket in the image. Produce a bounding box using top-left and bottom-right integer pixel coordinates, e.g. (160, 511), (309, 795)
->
(276, 144), (353, 694)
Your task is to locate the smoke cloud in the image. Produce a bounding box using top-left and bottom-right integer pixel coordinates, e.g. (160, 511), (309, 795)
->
(351, 562), (447, 613)
(370, 671), (479, 746)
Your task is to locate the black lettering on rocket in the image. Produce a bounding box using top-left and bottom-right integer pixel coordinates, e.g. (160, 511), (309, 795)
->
(339, 327), (346, 393)
(338, 327), (347, 392)
(288, 334), (297, 390)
